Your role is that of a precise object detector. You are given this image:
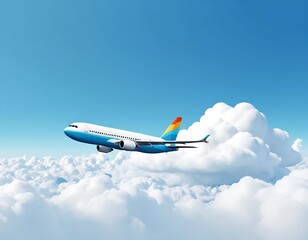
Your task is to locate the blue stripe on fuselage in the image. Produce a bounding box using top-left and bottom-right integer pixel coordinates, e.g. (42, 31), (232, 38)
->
(64, 130), (177, 153)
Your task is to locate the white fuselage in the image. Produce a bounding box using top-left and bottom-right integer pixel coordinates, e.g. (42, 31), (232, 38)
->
(64, 122), (176, 153)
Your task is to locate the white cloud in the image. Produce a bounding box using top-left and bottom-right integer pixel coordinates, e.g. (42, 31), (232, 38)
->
(1, 167), (308, 240)
(114, 102), (302, 185)
(0, 102), (306, 239)
(293, 138), (303, 153)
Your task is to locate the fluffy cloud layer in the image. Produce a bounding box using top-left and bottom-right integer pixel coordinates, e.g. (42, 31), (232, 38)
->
(0, 102), (306, 240)
(115, 102), (302, 185)
(1, 159), (308, 240)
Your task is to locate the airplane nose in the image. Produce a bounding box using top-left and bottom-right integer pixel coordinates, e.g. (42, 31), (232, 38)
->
(64, 127), (70, 136)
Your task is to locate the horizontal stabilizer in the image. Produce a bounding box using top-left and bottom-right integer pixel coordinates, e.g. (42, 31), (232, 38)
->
(203, 134), (210, 143)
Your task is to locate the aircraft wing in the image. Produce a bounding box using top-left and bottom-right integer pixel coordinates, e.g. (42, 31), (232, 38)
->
(136, 134), (210, 145)
(108, 138), (122, 144)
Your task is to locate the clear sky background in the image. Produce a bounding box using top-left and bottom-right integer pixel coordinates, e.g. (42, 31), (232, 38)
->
(1, 0), (307, 157)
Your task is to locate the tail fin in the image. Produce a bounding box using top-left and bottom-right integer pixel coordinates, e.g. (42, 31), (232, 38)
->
(161, 117), (182, 140)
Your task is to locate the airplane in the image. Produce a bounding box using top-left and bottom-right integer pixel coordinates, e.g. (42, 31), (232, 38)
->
(64, 117), (210, 154)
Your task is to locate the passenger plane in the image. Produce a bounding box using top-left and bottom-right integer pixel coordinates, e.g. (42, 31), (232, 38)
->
(64, 117), (209, 154)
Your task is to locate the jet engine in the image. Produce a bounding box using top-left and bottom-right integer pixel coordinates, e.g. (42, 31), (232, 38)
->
(96, 145), (113, 153)
(119, 140), (137, 150)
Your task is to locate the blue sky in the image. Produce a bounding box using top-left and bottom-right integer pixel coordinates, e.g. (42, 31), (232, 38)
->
(1, 0), (307, 157)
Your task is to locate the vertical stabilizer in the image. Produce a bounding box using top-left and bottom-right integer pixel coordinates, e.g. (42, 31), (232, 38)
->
(161, 117), (182, 140)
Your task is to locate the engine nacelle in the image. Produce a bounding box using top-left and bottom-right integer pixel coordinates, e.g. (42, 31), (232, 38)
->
(119, 140), (137, 150)
(96, 145), (113, 153)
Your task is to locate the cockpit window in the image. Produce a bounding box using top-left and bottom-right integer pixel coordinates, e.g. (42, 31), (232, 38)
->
(69, 124), (78, 128)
